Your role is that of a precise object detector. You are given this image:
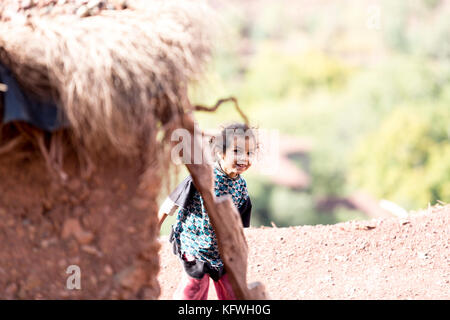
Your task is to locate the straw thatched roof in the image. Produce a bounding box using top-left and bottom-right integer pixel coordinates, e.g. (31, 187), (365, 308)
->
(0, 0), (213, 159)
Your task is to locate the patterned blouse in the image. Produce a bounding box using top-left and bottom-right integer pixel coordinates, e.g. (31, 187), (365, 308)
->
(162, 162), (252, 271)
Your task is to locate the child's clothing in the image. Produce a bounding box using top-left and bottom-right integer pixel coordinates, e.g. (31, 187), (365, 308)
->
(173, 271), (236, 300)
(161, 161), (252, 299)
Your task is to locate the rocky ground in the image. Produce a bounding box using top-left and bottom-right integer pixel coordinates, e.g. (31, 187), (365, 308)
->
(158, 205), (449, 299)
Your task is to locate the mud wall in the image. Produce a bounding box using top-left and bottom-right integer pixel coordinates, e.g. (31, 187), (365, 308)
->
(0, 151), (161, 299)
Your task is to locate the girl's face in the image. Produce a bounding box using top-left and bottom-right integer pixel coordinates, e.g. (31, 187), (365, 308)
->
(220, 135), (256, 178)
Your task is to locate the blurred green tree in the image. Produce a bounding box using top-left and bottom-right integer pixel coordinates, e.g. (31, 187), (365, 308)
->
(350, 105), (450, 210)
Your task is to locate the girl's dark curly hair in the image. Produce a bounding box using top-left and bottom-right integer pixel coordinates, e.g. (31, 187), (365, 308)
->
(209, 122), (260, 158)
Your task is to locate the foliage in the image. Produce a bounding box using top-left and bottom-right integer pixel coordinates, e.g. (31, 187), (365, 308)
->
(241, 46), (350, 104)
(350, 105), (450, 210)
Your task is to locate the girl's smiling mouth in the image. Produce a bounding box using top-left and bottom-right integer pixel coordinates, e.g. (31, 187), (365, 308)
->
(235, 163), (248, 170)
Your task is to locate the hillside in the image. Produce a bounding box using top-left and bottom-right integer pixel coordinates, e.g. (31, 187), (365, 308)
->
(158, 205), (449, 299)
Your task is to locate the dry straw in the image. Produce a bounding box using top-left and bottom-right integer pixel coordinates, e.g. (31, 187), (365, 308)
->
(0, 0), (214, 164)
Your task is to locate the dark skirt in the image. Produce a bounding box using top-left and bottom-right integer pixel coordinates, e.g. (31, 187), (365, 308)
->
(169, 226), (226, 282)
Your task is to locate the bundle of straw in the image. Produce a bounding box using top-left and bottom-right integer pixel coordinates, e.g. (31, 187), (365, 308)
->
(0, 0), (213, 157)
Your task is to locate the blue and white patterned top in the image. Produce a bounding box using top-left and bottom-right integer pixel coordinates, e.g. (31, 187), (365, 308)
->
(170, 163), (252, 270)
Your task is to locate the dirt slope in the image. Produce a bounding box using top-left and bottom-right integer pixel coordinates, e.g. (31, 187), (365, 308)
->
(158, 205), (449, 299)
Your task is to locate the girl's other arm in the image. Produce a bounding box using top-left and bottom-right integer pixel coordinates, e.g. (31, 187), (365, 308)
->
(238, 196), (252, 228)
(158, 174), (194, 230)
(158, 197), (179, 230)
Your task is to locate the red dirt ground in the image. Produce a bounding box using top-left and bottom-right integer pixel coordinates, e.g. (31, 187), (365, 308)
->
(158, 205), (449, 299)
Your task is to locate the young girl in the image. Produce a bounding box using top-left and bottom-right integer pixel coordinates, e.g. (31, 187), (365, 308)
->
(158, 123), (257, 300)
